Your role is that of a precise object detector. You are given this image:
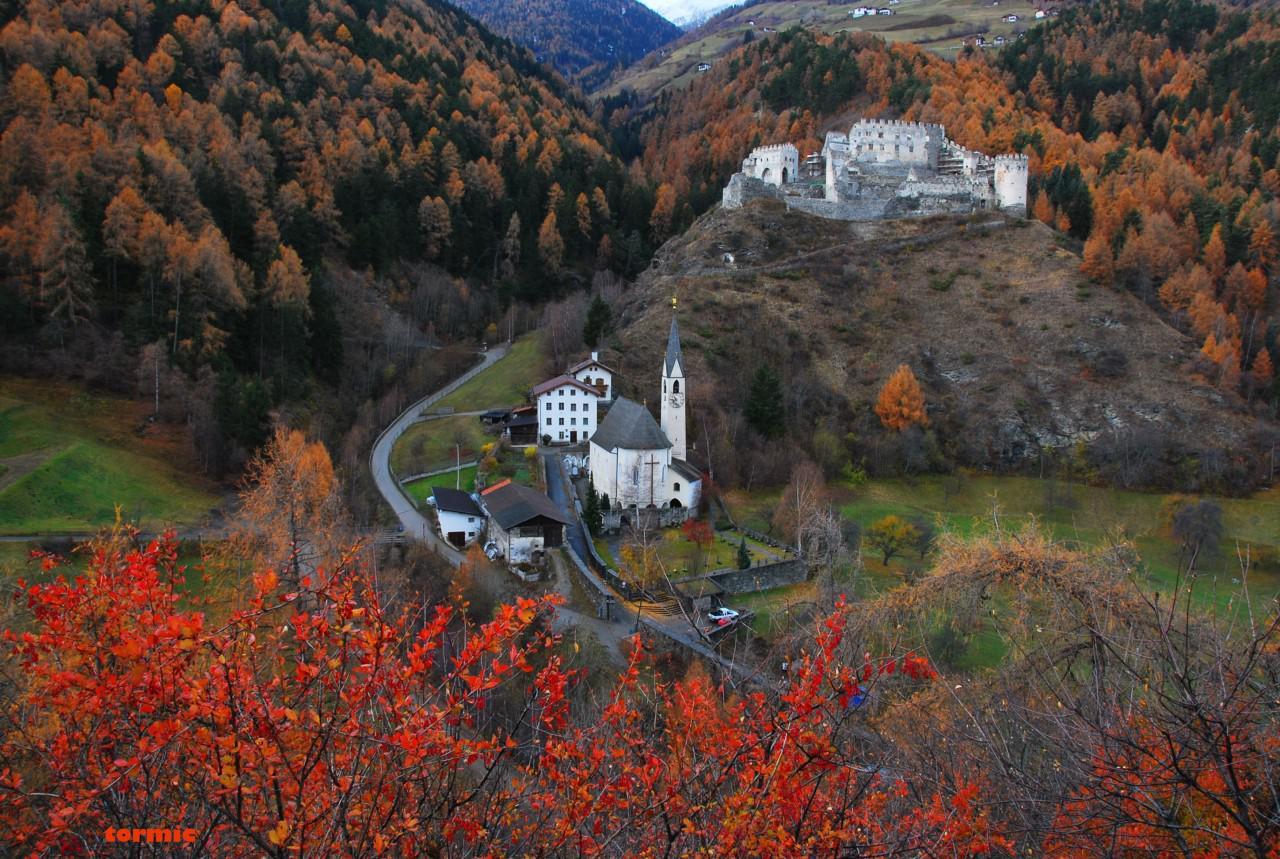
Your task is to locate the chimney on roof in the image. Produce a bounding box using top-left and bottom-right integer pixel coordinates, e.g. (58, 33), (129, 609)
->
(591, 350), (598, 362)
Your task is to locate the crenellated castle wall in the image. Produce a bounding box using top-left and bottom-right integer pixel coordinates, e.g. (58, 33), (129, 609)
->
(731, 117), (1028, 222)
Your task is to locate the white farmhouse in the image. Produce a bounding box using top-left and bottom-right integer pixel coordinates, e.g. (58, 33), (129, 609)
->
(588, 314), (701, 514)
(566, 351), (614, 399)
(533, 374), (602, 444)
(431, 487), (484, 548)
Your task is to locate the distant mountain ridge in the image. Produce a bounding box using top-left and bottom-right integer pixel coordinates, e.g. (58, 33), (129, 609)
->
(448, 0), (682, 90)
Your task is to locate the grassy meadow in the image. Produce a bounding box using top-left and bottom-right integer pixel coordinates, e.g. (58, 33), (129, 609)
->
(0, 379), (219, 536)
(433, 335), (547, 413)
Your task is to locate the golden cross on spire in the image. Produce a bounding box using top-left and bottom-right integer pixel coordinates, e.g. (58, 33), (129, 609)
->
(671, 294), (678, 310)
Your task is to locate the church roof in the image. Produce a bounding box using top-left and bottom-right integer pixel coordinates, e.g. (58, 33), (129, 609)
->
(590, 397), (671, 453)
(664, 315), (683, 376)
(670, 458), (702, 482)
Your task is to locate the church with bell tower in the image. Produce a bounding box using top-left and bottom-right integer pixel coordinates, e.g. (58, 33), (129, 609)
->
(587, 302), (702, 519)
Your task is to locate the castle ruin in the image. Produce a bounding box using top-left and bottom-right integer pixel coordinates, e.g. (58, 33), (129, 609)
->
(723, 118), (1028, 220)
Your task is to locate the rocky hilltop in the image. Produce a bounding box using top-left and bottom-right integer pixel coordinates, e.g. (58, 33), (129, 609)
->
(606, 200), (1276, 491)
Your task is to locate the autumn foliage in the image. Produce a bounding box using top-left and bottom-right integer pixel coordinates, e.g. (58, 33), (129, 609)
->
(0, 532), (1007, 857)
(874, 364), (929, 432)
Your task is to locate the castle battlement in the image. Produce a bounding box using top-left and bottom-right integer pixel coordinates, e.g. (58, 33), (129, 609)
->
(726, 115), (1029, 221)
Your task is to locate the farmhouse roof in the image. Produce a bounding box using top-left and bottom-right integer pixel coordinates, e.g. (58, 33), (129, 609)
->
(590, 397), (671, 453)
(481, 482), (570, 531)
(566, 355), (615, 375)
(531, 374), (602, 398)
(431, 487), (483, 517)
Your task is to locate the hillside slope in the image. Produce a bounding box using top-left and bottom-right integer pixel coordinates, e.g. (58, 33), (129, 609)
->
(602, 0), (1041, 99)
(450, 0), (681, 90)
(607, 201), (1276, 491)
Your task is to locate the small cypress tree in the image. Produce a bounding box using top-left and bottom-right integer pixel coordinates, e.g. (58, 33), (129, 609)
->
(737, 536), (751, 570)
(584, 478), (604, 536)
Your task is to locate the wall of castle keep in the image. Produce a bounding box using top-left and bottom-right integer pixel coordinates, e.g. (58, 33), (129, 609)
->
(849, 119), (942, 168)
(741, 143), (799, 187)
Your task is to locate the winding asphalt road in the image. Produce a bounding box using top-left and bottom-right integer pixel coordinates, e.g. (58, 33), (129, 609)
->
(368, 343), (509, 566)
(543, 455), (592, 562)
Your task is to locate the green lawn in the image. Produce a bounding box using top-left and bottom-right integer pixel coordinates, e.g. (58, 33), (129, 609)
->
(403, 465), (478, 505)
(433, 335), (547, 413)
(0, 386), (218, 535)
(726, 473), (1280, 611)
(729, 581), (818, 638)
(391, 416), (490, 477)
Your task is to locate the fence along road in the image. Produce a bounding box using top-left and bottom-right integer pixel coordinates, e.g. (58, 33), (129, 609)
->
(368, 344), (508, 566)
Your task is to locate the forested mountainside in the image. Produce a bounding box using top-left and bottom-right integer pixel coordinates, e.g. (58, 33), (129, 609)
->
(0, 0), (661, 474)
(615, 0), (1279, 413)
(447, 0), (681, 91)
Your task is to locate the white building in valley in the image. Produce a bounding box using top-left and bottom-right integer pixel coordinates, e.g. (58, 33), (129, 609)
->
(589, 313), (701, 514)
(533, 374), (603, 444)
(431, 487), (484, 548)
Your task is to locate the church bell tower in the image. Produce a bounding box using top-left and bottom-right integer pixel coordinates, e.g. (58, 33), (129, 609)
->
(661, 301), (687, 460)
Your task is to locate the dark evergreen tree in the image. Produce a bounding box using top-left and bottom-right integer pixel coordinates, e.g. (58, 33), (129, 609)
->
(582, 294), (613, 349)
(744, 365), (785, 438)
(737, 536), (751, 570)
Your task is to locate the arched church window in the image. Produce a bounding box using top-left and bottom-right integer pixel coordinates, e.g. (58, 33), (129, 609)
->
(673, 482), (681, 492)
(672, 380), (680, 394)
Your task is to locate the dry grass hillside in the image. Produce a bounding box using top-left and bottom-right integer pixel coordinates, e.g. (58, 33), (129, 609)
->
(606, 200), (1277, 490)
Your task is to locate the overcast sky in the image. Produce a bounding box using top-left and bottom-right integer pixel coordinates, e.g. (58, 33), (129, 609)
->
(638, 0), (734, 24)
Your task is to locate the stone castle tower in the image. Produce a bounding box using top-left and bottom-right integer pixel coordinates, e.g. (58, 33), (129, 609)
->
(660, 311), (687, 460)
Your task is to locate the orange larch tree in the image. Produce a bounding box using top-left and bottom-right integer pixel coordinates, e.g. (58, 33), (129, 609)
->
(875, 364), (929, 431)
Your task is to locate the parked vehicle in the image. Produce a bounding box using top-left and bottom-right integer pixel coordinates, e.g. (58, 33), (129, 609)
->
(708, 607), (740, 623)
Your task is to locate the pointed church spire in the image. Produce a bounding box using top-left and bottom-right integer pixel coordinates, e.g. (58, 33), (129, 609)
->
(664, 310), (683, 377)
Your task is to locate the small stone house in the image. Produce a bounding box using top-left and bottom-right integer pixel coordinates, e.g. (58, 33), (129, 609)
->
(480, 480), (570, 568)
